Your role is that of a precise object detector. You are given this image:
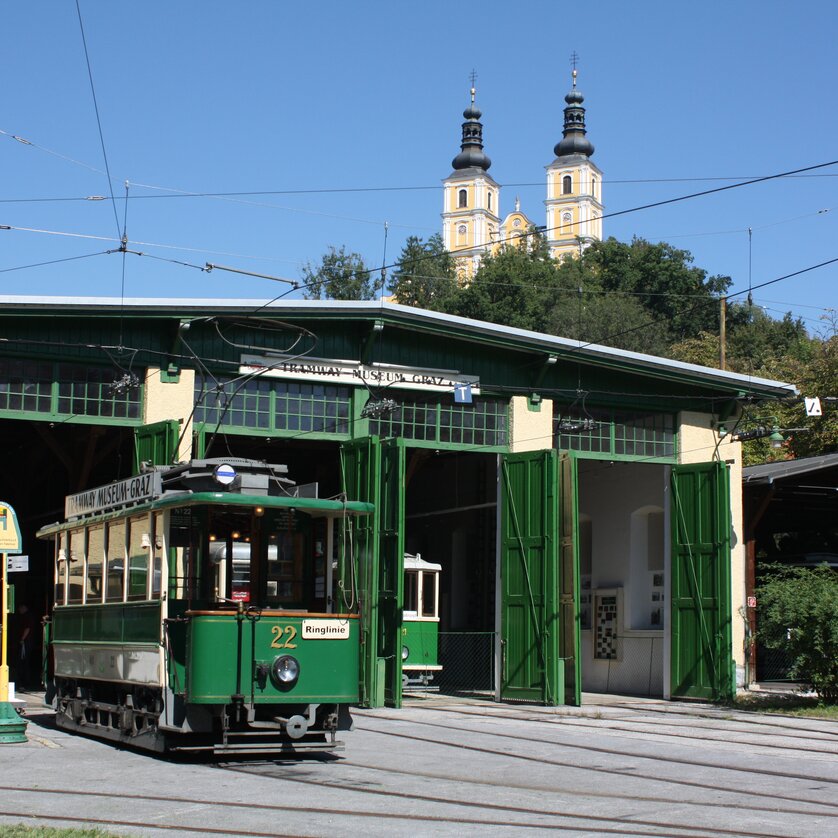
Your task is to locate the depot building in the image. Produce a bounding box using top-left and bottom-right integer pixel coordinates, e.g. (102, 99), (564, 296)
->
(0, 296), (796, 707)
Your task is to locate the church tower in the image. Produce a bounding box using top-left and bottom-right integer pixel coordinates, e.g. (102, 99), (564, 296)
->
(545, 67), (603, 259)
(442, 83), (501, 278)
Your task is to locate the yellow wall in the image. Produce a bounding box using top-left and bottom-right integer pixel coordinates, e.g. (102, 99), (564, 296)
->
(448, 183), (476, 212)
(144, 366), (196, 462)
(509, 396), (554, 452)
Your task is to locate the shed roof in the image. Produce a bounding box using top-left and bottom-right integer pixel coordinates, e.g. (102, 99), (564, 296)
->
(0, 295), (798, 400)
(743, 452), (838, 485)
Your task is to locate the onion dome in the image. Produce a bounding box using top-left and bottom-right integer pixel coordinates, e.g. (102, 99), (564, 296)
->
(452, 86), (492, 172)
(553, 70), (594, 158)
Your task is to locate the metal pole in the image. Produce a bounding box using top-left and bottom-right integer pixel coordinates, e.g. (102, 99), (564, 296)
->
(719, 296), (727, 371)
(1, 552), (8, 702)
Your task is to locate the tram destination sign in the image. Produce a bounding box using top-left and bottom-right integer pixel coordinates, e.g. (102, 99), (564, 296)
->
(240, 354), (480, 395)
(65, 472), (163, 518)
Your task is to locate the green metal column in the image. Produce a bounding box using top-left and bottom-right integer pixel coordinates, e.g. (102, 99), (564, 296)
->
(379, 438), (406, 707)
(340, 437), (382, 707)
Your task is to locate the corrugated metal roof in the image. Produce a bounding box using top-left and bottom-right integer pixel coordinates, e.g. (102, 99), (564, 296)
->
(0, 295), (798, 397)
(743, 452), (838, 484)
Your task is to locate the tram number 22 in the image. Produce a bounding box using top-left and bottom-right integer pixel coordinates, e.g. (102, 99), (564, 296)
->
(270, 625), (298, 649)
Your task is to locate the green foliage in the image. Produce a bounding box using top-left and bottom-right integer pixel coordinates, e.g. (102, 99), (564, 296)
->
(302, 246), (376, 301)
(0, 828), (119, 837)
(757, 564), (838, 702)
(580, 237), (731, 343)
(546, 287), (672, 356)
(443, 235), (563, 332)
(726, 304), (811, 374)
(389, 234), (456, 308)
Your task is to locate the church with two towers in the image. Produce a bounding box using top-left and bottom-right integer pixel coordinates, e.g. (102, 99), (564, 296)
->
(441, 69), (603, 276)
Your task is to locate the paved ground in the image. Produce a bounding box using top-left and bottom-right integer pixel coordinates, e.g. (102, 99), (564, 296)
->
(1, 690), (836, 837)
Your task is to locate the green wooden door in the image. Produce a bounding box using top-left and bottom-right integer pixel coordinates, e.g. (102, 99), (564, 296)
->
(379, 438), (406, 707)
(558, 453), (581, 706)
(133, 419), (180, 473)
(670, 462), (734, 700)
(499, 451), (562, 704)
(340, 436), (381, 707)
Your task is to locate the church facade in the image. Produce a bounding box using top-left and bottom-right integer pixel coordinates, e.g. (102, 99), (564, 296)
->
(441, 70), (603, 276)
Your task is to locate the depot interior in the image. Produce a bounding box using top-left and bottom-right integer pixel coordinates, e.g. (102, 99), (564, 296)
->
(6, 415), (671, 698)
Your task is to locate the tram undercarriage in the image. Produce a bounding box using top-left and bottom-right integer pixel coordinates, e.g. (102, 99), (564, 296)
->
(53, 677), (350, 755)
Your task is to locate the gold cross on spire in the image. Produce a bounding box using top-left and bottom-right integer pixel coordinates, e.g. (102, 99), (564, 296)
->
(570, 51), (579, 87)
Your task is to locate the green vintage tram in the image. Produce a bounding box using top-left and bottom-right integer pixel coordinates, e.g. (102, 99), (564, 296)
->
(37, 458), (373, 755)
(401, 553), (442, 688)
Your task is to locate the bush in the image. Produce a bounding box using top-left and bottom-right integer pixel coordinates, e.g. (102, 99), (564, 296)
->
(757, 565), (838, 702)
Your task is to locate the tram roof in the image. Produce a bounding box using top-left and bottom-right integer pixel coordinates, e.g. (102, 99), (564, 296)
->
(36, 491), (374, 537)
(0, 295), (797, 399)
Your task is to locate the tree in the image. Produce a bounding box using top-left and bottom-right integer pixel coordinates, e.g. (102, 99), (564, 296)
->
(581, 237), (731, 344)
(302, 246), (375, 301)
(545, 278), (672, 355)
(757, 564), (838, 702)
(389, 234), (456, 309)
(443, 233), (565, 333)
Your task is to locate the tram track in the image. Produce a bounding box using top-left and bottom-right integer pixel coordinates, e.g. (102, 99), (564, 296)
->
(596, 701), (838, 738)
(0, 785), (739, 838)
(356, 710), (838, 787)
(352, 713), (838, 812)
(223, 757), (836, 835)
(409, 697), (838, 740)
(418, 705), (838, 756)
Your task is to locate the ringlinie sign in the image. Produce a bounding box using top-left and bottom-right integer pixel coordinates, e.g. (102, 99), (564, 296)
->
(65, 472), (163, 518)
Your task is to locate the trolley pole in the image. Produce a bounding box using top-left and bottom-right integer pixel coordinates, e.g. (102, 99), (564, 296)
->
(0, 500), (28, 744)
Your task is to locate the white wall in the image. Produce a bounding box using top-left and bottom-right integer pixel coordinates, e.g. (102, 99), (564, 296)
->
(577, 459), (666, 695)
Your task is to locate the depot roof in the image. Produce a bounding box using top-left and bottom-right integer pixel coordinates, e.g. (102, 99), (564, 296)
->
(0, 295), (798, 400)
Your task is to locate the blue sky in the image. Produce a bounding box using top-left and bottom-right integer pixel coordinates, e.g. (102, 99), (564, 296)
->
(2, 1), (836, 335)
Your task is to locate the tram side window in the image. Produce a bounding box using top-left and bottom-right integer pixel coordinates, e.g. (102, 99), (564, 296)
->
(55, 533), (67, 606)
(106, 520), (126, 602)
(86, 525), (104, 603)
(127, 515), (150, 601)
(67, 530), (84, 604)
(421, 571), (437, 618)
(404, 571), (418, 616)
(152, 512), (164, 598)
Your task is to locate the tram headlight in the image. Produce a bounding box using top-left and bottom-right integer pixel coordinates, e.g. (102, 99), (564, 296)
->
(270, 655), (300, 690)
(402, 645), (410, 661)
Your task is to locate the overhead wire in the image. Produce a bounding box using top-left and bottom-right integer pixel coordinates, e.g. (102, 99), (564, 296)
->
(74, 0), (121, 238)
(7, 157), (838, 284)
(0, 250), (110, 274)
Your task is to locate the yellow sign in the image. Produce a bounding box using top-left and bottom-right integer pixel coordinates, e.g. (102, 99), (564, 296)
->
(0, 503), (22, 554)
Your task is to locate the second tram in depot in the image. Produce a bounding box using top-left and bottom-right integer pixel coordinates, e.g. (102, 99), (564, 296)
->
(401, 553), (442, 688)
(37, 458), (373, 756)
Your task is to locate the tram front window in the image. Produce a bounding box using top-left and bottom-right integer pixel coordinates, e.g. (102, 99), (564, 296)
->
(203, 507), (315, 610)
(207, 508), (254, 605)
(265, 509), (304, 608)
